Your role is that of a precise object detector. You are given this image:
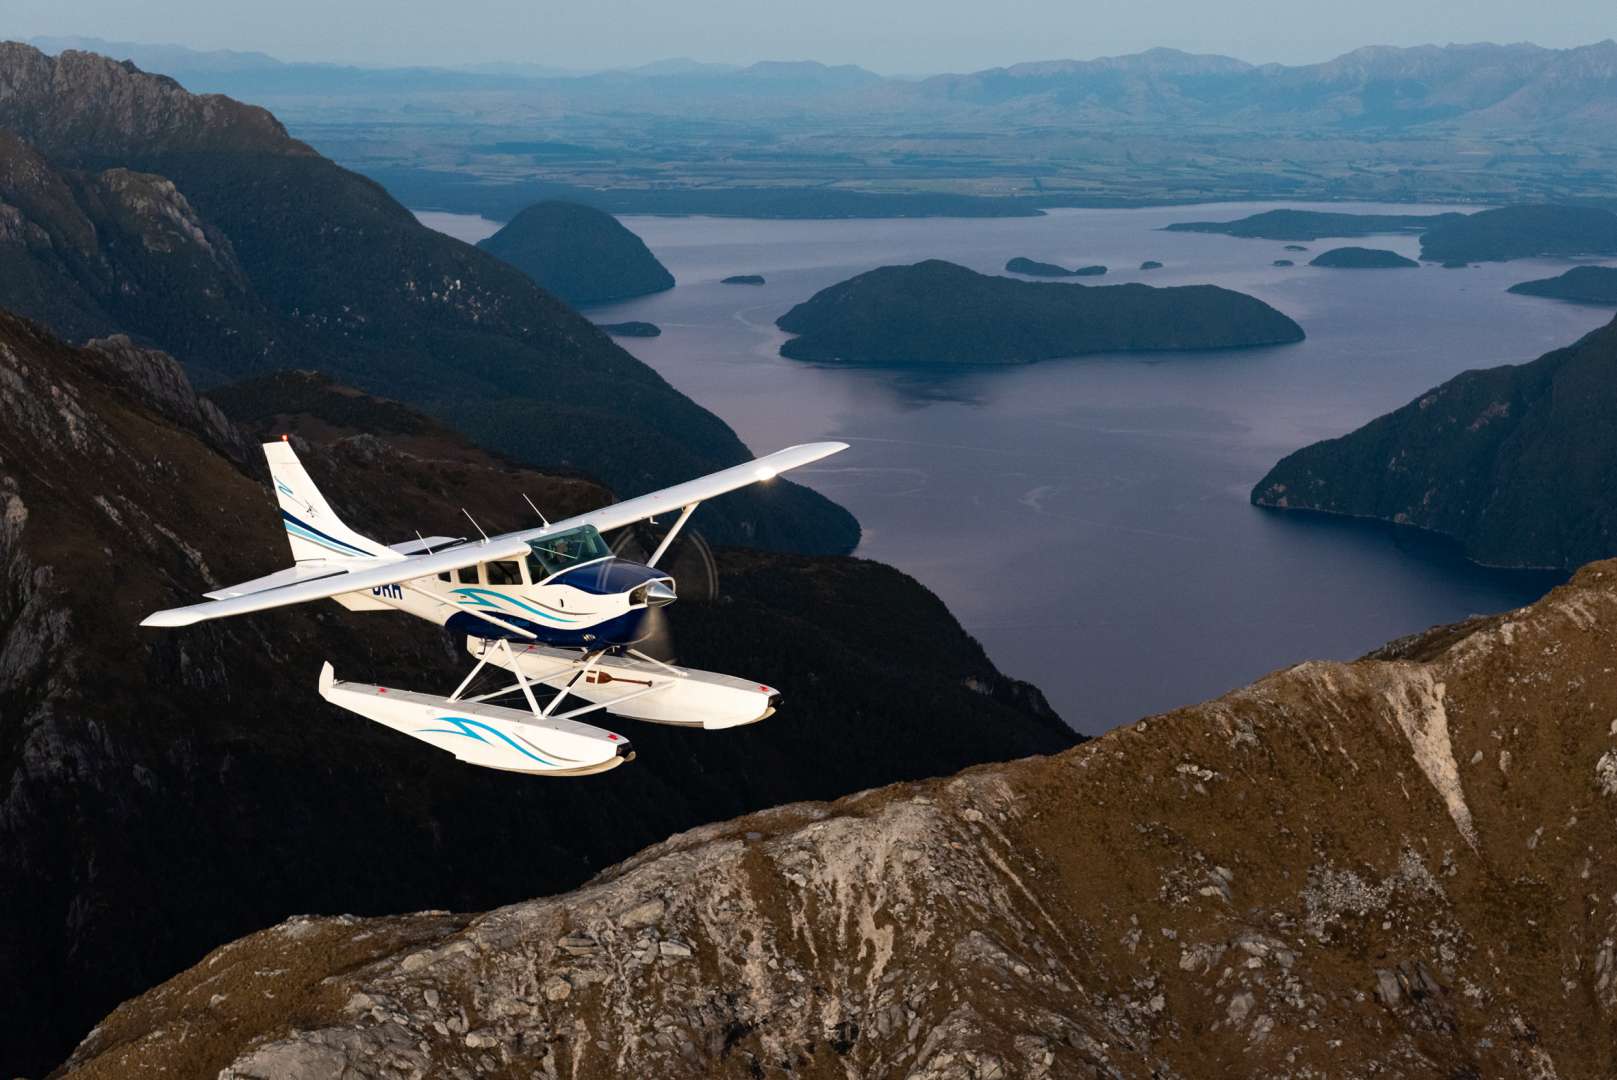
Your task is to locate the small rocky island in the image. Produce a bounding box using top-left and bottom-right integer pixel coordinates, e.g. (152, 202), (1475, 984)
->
(1309, 247), (1419, 269)
(1508, 265), (1617, 305)
(775, 259), (1304, 366)
(1273, 259), (1295, 267)
(477, 201), (675, 305)
(1139, 260), (1163, 270)
(1006, 257), (1106, 277)
(597, 320), (662, 337)
(721, 274), (766, 285)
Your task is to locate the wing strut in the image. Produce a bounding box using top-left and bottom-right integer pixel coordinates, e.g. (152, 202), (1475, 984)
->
(647, 502), (700, 568)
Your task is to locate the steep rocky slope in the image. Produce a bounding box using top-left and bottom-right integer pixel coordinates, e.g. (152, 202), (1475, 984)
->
(1253, 314), (1617, 570)
(477, 201), (675, 305)
(0, 313), (1072, 1075)
(0, 42), (855, 553)
(56, 550), (1617, 1078)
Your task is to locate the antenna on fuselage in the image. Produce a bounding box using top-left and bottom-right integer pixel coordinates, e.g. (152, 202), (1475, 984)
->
(461, 508), (491, 544)
(522, 493), (549, 527)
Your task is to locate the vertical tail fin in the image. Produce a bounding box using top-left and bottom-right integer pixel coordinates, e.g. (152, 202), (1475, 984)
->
(264, 439), (392, 563)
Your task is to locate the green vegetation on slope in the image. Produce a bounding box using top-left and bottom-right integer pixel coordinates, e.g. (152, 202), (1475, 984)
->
(1166, 208), (1461, 240)
(1253, 315), (1617, 569)
(776, 259), (1304, 366)
(0, 43), (856, 555)
(1309, 247), (1420, 268)
(0, 316), (1071, 1075)
(1508, 265), (1617, 305)
(1419, 205), (1617, 263)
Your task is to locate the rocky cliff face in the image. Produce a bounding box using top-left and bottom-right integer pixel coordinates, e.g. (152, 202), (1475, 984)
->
(0, 313), (1072, 1076)
(1253, 314), (1617, 570)
(0, 41), (857, 554)
(54, 551), (1617, 1078)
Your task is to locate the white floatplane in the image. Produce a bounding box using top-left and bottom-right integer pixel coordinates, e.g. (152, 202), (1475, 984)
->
(142, 437), (847, 777)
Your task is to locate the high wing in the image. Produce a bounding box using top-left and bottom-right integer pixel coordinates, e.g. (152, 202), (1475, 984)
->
(141, 441), (847, 629)
(510, 441), (848, 542)
(141, 537), (531, 627)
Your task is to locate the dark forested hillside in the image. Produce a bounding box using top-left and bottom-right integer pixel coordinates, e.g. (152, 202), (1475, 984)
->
(0, 43), (856, 554)
(0, 313), (1073, 1076)
(1253, 315), (1617, 569)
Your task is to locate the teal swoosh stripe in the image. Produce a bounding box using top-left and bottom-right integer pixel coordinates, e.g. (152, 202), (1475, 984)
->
(285, 520), (368, 557)
(451, 587), (579, 624)
(417, 715), (557, 765)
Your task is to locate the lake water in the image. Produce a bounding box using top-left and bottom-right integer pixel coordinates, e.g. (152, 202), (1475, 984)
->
(417, 203), (1608, 734)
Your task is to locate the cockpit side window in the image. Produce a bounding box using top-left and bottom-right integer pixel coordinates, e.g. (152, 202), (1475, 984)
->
(527, 526), (611, 580)
(487, 560), (522, 586)
(457, 565), (480, 585)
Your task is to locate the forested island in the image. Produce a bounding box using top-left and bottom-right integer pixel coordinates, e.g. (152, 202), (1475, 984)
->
(1309, 247), (1419, 268)
(721, 274), (766, 285)
(598, 320), (663, 337)
(775, 259), (1304, 366)
(1508, 265), (1617, 304)
(476, 200), (676, 305)
(1167, 209), (1460, 240)
(1005, 257), (1105, 277)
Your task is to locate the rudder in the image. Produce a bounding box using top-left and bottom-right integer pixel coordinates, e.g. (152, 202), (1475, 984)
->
(264, 439), (390, 563)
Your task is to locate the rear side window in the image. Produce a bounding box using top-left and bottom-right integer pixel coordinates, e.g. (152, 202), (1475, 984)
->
(487, 560), (522, 586)
(458, 566), (480, 585)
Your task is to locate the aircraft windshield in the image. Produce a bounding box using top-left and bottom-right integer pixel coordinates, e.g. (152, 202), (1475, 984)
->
(527, 526), (611, 579)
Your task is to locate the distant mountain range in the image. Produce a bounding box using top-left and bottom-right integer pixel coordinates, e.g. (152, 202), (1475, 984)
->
(29, 36), (1617, 134)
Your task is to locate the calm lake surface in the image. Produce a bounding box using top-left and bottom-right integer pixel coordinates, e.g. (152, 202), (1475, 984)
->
(418, 203), (1608, 734)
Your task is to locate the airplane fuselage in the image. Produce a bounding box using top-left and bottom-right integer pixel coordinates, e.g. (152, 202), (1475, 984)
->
(349, 526), (675, 648)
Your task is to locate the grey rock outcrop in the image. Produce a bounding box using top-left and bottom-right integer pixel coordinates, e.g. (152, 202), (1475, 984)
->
(59, 560), (1617, 1078)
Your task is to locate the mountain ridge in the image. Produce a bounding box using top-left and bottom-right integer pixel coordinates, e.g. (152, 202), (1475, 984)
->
(52, 550), (1617, 1078)
(0, 41), (858, 553)
(0, 308), (1072, 1076)
(32, 36), (1617, 136)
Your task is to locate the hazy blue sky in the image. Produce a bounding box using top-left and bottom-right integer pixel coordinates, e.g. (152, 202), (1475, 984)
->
(10, 0), (1614, 72)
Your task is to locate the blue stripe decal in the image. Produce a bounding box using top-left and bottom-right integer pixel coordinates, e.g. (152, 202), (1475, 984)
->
(275, 479), (294, 496)
(451, 587), (579, 624)
(281, 510), (371, 557)
(415, 715), (556, 765)
(284, 520), (370, 558)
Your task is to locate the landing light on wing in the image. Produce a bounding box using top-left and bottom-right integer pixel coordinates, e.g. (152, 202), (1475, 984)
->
(755, 465), (777, 480)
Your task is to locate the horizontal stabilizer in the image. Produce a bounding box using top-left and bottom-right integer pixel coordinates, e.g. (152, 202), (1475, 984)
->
(143, 537), (532, 628)
(204, 563), (354, 600)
